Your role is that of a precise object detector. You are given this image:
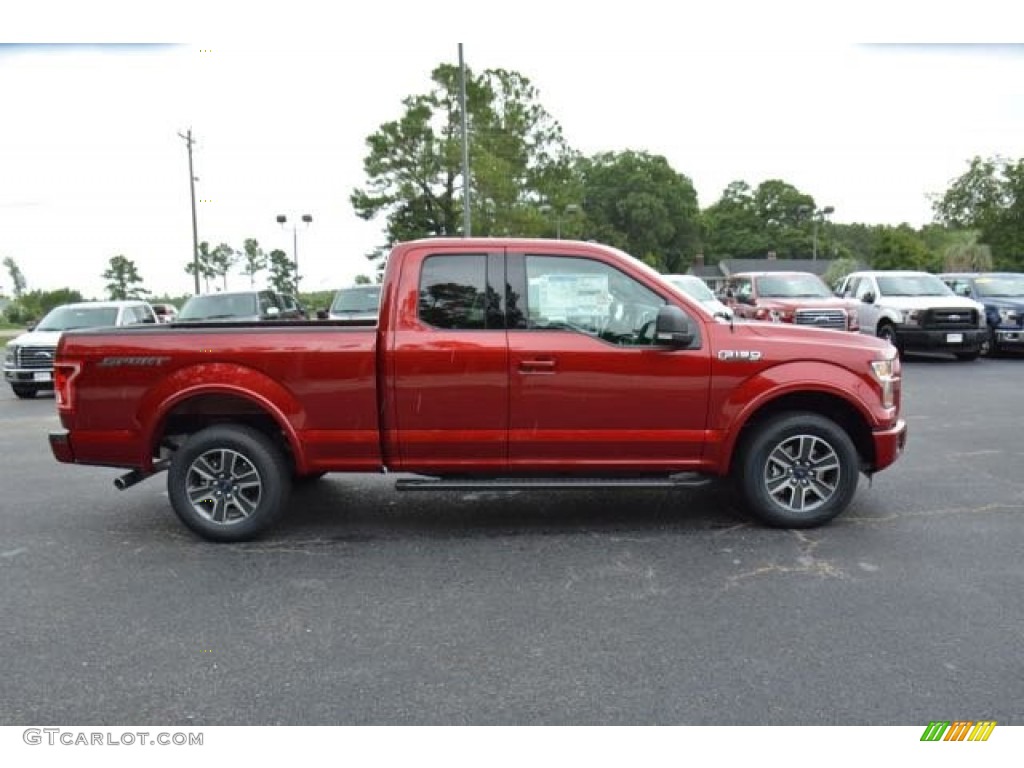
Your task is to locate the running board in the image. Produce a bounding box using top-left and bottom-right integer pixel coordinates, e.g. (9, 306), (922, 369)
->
(395, 474), (713, 491)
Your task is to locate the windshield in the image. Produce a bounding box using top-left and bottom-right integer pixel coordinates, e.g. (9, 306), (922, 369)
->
(664, 276), (715, 302)
(876, 274), (952, 297)
(331, 286), (381, 313)
(756, 274), (832, 298)
(179, 294), (258, 320)
(36, 306), (119, 331)
(974, 275), (1024, 298)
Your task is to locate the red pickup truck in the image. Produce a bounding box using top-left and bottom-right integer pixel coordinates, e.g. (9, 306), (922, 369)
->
(49, 238), (906, 541)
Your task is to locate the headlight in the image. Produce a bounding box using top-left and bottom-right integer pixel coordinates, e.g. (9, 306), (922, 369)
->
(3, 344), (16, 365)
(900, 309), (922, 325)
(870, 356), (898, 409)
(998, 309), (1019, 323)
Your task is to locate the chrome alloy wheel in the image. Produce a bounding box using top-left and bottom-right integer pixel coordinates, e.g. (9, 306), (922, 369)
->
(763, 434), (841, 514)
(185, 448), (263, 525)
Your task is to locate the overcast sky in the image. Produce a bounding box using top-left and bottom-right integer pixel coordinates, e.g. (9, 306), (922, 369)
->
(2, 3), (1023, 300)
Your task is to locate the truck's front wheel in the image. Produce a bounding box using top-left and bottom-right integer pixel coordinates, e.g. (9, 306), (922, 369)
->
(167, 425), (291, 542)
(737, 412), (860, 528)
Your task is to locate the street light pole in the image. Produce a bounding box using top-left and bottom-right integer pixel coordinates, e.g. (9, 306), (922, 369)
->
(178, 128), (200, 294)
(539, 203), (580, 239)
(812, 205), (835, 260)
(275, 213), (313, 292)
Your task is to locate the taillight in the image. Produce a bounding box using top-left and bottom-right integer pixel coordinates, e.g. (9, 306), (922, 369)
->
(54, 362), (81, 411)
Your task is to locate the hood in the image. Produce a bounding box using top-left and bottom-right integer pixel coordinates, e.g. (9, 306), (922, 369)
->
(734, 317), (891, 355)
(756, 297), (855, 310)
(878, 295), (983, 312)
(5, 330), (64, 348)
(980, 296), (1024, 311)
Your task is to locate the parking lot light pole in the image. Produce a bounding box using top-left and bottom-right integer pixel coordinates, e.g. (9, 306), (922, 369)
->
(539, 203), (581, 239)
(813, 205), (835, 260)
(275, 213), (313, 292)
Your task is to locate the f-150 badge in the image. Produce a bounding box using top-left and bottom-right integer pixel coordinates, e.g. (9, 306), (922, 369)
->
(718, 350), (762, 362)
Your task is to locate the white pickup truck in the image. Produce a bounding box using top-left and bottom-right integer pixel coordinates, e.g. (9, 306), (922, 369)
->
(836, 271), (987, 360)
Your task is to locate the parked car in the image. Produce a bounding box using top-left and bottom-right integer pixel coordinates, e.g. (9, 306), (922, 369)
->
(4, 300), (157, 399)
(177, 290), (301, 322)
(939, 272), (1024, 355)
(725, 272), (860, 331)
(329, 285), (381, 322)
(660, 274), (732, 318)
(836, 270), (987, 360)
(151, 303), (179, 324)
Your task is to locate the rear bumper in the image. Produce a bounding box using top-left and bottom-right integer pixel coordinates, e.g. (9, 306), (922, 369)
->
(872, 419), (907, 472)
(49, 430), (74, 464)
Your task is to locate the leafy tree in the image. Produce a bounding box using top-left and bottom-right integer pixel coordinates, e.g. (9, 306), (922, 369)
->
(354, 274), (372, 285)
(823, 257), (860, 289)
(5, 288), (85, 324)
(578, 150), (700, 273)
(267, 249), (296, 295)
(208, 243), (237, 291)
(240, 238), (266, 287)
(102, 255), (149, 300)
(702, 179), (816, 259)
(942, 236), (993, 272)
(185, 241), (218, 293)
(933, 155), (1024, 270)
(3, 256), (27, 299)
(351, 63), (576, 260)
(870, 226), (938, 271)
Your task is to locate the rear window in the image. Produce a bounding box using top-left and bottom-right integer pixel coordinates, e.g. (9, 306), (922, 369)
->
(179, 294), (258, 320)
(331, 286), (381, 313)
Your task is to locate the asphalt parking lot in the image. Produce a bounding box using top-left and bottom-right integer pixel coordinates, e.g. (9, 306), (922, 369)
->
(2, 354), (1022, 725)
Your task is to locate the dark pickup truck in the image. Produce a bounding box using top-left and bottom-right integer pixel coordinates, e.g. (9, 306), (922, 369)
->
(50, 238), (907, 541)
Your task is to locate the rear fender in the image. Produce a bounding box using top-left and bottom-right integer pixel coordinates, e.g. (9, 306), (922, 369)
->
(137, 363), (305, 471)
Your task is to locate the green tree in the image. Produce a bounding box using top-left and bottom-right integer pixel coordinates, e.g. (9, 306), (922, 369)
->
(6, 288), (85, 324)
(354, 274), (372, 285)
(208, 243), (237, 291)
(870, 226), (937, 271)
(702, 179), (816, 259)
(3, 256), (27, 299)
(823, 257), (860, 289)
(102, 255), (149, 300)
(240, 238), (266, 287)
(577, 150), (700, 272)
(267, 249), (296, 294)
(185, 241), (218, 294)
(933, 155), (1024, 270)
(351, 62), (576, 260)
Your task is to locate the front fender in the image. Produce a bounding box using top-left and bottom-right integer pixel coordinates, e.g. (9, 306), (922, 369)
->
(136, 362), (306, 471)
(709, 361), (883, 474)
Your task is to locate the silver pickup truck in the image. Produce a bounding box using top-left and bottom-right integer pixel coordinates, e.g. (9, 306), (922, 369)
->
(836, 271), (987, 360)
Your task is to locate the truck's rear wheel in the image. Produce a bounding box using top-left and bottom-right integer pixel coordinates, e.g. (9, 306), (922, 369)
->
(167, 424), (291, 542)
(737, 412), (860, 528)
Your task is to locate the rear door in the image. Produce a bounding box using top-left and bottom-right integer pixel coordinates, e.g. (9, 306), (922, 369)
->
(387, 247), (508, 473)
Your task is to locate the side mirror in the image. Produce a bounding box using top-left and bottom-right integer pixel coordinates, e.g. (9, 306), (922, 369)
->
(862, 292), (876, 304)
(316, 308), (329, 320)
(654, 305), (696, 348)
(266, 306), (281, 317)
(26, 321), (37, 331)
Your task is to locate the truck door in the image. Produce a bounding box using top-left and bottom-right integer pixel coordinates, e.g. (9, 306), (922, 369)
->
(506, 250), (712, 471)
(387, 249), (509, 473)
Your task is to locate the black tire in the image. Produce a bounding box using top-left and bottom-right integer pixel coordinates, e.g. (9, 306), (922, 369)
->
(736, 412), (860, 528)
(11, 384), (38, 399)
(876, 322), (902, 354)
(167, 424), (291, 542)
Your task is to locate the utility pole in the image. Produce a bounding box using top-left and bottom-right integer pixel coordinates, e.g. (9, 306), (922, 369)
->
(458, 43), (472, 237)
(178, 128), (201, 294)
